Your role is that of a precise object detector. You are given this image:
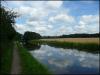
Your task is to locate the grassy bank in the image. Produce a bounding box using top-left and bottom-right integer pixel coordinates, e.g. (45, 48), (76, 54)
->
(16, 42), (51, 74)
(0, 42), (14, 74)
(31, 40), (100, 53)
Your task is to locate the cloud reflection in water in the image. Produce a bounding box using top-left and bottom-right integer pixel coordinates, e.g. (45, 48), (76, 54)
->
(29, 45), (99, 74)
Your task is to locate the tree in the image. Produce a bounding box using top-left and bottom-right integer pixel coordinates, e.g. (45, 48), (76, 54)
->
(15, 32), (23, 41)
(0, 6), (18, 43)
(0, 6), (18, 61)
(23, 31), (41, 42)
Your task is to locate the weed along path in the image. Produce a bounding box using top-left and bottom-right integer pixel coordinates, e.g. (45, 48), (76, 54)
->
(11, 42), (21, 74)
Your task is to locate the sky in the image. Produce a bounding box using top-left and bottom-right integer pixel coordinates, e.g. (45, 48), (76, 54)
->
(1, 0), (99, 36)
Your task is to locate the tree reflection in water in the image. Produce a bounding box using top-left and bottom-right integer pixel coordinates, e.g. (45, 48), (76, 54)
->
(23, 42), (41, 50)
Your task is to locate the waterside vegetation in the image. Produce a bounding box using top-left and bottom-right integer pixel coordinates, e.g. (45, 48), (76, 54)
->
(30, 40), (99, 53)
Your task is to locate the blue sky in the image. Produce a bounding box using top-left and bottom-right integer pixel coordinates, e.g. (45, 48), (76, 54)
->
(1, 1), (99, 36)
(63, 1), (99, 16)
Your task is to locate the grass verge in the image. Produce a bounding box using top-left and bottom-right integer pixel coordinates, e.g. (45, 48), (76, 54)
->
(16, 42), (51, 74)
(0, 42), (13, 74)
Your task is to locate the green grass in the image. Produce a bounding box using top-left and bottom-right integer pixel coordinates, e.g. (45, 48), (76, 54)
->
(17, 42), (51, 74)
(0, 42), (14, 74)
(31, 40), (100, 53)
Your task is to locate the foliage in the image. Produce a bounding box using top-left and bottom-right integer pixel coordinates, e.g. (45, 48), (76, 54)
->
(0, 42), (13, 74)
(23, 31), (41, 42)
(42, 33), (100, 39)
(0, 6), (17, 53)
(0, 6), (18, 42)
(15, 32), (23, 41)
(60, 33), (100, 38)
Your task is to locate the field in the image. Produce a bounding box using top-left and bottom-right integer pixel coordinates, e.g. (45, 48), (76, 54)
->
(41, 38), (99, 44)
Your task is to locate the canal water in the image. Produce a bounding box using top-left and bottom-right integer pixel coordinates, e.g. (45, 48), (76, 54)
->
(28, 44), (99, 74)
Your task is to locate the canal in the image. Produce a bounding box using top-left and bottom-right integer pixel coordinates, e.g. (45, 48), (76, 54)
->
(25, 43), (99, 74)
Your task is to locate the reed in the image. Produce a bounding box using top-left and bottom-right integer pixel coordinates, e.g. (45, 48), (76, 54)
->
(31, 40), (99, 53)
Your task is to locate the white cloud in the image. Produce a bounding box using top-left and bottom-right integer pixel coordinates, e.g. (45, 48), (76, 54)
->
(75, 15), (99, 34)
(55, 26), (74, 35)
(49, 13), (75, 23)
(30, 1), (46, 7)
(29, 8), (48, 21)
(80, 15), (99, 25)
(13, 6), (32, 16)
(14, 24), (24, 30)
(26, 21), (38, 26)
(46, 1), (63, 9)
(47, 25), (53, 29)
(35, 26), (48, 32)
(17, 20), (53, 35)
(14, 24), (27, 34)
(3, 1), (99, 35)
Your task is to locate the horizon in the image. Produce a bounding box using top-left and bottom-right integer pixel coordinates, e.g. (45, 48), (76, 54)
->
(1, 0), (99, 36)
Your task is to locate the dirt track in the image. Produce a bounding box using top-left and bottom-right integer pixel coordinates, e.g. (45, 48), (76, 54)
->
(11, 43), (21, 74)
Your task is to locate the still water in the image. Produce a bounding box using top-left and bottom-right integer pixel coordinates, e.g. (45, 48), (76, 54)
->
(29, 44), (99, 74)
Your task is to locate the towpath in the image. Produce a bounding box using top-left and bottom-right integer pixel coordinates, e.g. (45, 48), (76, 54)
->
(11, 43), (21, 74)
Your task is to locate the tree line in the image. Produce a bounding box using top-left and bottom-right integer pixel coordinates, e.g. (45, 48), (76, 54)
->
(19, 32), (100, 43)
(42, 33), (100, 39)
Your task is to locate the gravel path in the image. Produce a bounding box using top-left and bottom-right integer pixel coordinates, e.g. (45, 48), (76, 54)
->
(11, 43), (21, 74)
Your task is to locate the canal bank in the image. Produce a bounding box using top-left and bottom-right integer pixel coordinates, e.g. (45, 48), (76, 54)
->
(16, 42), (51, 74)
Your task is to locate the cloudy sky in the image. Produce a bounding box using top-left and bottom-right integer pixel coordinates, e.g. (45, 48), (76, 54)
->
(1, 1), (99, 36)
